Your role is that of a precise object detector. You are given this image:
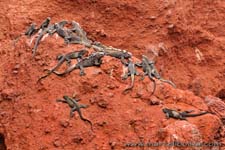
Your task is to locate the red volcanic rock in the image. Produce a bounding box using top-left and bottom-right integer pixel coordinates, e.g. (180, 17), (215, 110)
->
(204, 95), (225, 123)
(162, 121), (203, 150)
(0, 0), (225, 149)
(216, 89), (225, 100)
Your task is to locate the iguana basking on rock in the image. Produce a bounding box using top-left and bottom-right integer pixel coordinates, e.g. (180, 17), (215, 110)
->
(37, 49), (88, 82)
(162, 108), (208, 120)
(122, 59), (140, 93)
(56, 95), (93, 130)
(53, 52), (105, 76)
(136, 55), (176, 96)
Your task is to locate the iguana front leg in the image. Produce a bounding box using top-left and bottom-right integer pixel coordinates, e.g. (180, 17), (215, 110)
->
(140, 72), (148, 80)
(79, 104), (89, 109)
(70, 107), (77, 118)
(122, 72), (130, 80)
(165, 112), (170, 119)
(79, 65), (85, 76)
(94, 59), (102, 66)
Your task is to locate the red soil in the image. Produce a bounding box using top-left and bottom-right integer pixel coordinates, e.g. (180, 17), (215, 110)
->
(0, 0), (225, 149)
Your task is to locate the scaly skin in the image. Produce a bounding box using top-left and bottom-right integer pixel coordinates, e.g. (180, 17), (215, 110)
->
(137, 55), (176, 96)
(32, 24), (57, 57)
(53, 52), (105, 76)
(39, 17), (51, 31)
(138, 55), (156, 96)
(25, 23), (38, 37)
(122, 60), (139, 93)
(56, 95), (93, 130)
(92, 41), (132, 61)
(162, 108), (208, 120)
(55, 23), (71, 39)
(32, 20), (69, 56)
(142, 55), (176, 88)
(71, 21), (90, 44)
(37, 49), (88, 82)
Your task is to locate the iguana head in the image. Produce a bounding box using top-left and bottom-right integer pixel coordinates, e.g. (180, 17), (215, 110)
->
(63, 95), (70, 100)
(162, 108), (169, 113)
(122, 50), (132, 59)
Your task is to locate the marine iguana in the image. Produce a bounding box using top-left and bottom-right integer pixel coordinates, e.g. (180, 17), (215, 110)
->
(37, 49), (88, 82)
(32, 20), (68, 57)
(162, 108), (208, 120)
(92, 42), (132, 60)
(56, 95), (93, 130)
(25, 23), (38, 37)
(38, 17), (51, 32)
(136, 55), (176, 96)
(70, 20), (92, 46)
(53, 52), (105, 76)
(13, 23), (38, 46)
(122, 59), (140, 93)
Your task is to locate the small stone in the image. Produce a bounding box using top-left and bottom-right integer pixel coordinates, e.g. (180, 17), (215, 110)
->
(149, 16), (157, 20)
(107, 84), (116, 90)
(108, 93), (114, 98)
(97, 99), (108, 108)
(136, 108), (142, 113)
(97, 121), (107, 127)
(12, 70), (18, 74)
(53, 140), (61, 147)
(91, 83), (98, 88)
(14, 64), (20, 69)
(109, 141), (116, 149)
(167, 24), (174, 29)
(72, 136), (83, 144)
(92, 69), (102, 75)
(44, 128), (51, 134)
(89, 97), (97, 104)
(35, 56), (41, 61)
(25, 124), (30, 128)
(158, 42), (167, 56)
(150, 97), (162, 105)
(99, 91), (104, 95)
(1, 88), (16, 100)
(100, 29), (107, 37)
(60, 120), (69, 128)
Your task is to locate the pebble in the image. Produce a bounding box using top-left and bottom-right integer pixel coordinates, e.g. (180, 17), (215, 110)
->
(60, 120), (69, 128)
(108, 93), (114, 98)
(167, 24), (174, 29)
(97, 99), (108, 108)
(14, 64), (20, 69)
(53, 140), (61, 147)
(149, 16), (157, 20)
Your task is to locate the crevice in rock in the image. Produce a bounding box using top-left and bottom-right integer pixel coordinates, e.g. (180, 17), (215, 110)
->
(0, 133), (6, 150)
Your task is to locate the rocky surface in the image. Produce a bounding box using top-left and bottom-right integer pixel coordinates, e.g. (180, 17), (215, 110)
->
(0, 0), (225, 149)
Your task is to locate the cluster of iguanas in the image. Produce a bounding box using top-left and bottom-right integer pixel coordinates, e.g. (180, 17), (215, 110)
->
(19, 17), (208, 131)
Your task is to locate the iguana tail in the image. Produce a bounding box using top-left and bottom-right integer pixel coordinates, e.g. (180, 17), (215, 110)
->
(80, 116), (93, 131)
(160, 78), (176, 88)
(149, 78), (156, 97)
(32, 33), (44, 57)
(123, 74), (134, 93)
(184, 112), (208, 117)
(52, 64), (78, 76)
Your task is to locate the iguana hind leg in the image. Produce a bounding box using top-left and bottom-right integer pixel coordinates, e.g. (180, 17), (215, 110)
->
(79, 65), (85, 76)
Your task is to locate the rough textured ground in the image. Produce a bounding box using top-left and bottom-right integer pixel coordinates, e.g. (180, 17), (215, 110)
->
(0, 0), (225, 149)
